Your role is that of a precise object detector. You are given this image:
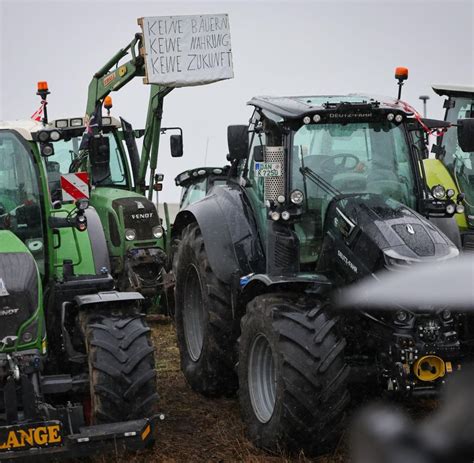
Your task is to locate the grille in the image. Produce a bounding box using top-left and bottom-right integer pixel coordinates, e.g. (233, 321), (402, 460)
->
(112, 198), (160, 241)
(264, 146), (285, 202)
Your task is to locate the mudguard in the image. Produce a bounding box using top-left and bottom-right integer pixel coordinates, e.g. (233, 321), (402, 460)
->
(173, 185), (265, 285)
(240, 273), (332, 305)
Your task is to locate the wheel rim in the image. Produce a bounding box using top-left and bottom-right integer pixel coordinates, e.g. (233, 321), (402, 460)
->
(182, 265), (205, 362)
(248, 333), (276, 423)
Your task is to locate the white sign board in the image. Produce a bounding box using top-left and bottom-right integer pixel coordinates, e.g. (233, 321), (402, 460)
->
(139, 14), (234, 87)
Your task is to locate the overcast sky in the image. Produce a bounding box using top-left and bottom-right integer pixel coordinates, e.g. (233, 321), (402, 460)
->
(1, 0), (473, 202)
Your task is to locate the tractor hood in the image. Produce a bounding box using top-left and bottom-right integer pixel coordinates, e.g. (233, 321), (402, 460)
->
(90, 188), (161, 245)
(0, 231), (40, 342)
(329, 194), (459, 266)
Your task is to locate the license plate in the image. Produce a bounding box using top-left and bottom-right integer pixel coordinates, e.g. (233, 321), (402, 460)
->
(0, 421), (63, 452)
(255, 162), (282, 177)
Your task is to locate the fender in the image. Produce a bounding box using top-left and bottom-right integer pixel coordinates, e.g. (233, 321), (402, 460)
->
(240, 273), (333, 307)
(173, 184), (265, 285)
(84, 207), (111, 275)
(429, 216), (462, 250)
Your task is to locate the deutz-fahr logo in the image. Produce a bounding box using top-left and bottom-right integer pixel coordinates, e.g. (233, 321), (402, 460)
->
(0, 423), (62, 451)
(329, 112), (373, 119)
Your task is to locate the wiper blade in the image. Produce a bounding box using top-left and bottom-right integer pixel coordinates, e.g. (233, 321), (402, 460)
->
(300, 166), (341, 197)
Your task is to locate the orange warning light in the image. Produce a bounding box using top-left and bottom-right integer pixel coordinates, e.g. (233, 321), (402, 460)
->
(395, 67), (409, 81)
(37, 81), (49, 92)
(104, 96), (113, 109)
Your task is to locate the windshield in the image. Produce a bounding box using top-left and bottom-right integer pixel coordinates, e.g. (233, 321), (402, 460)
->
(443, 97), (474, 219)
(292, 122), (417, 208)
(0, 131), (45, 270)
(46, 131), (129, 201)
(291, 122), (417, 265)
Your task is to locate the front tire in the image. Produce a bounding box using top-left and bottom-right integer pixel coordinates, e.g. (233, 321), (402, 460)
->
(174, 222), (237, 396)
(238, 293), (350, 455)
(81, 312), (158, 423)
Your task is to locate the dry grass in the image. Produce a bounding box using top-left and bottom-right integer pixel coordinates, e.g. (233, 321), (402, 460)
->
(86, 320), (346, 463)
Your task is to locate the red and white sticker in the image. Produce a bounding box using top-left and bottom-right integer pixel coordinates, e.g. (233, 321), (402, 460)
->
(60, 173), (90, 202)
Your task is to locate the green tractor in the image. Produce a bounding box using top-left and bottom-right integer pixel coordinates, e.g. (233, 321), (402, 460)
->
(0, 112), (158, 458)
(171, 89), (474, 455)
(424, 84), (474, 250)
(35, 32), (184, 307)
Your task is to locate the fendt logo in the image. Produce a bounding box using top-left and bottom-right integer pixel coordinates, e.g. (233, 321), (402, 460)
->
(0, 308), (19, 317)
(131, 213), (154, 220)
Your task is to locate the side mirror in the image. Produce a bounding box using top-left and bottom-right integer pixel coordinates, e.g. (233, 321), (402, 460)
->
(170, 135), (183, 158)
(227, 125), (248, 161)
(457, 118), (474, 152)
(253, 145), (264, 162)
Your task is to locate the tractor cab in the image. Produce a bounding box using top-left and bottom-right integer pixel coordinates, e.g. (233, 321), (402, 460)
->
(0, 129), (45, 272)
(235, 95), (460, 269)
(432, 84), (474, 233)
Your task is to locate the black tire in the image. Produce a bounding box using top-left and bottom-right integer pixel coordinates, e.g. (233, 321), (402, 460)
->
(238, 293), (350, 455)
(174, 222), (237, 396)
(82, 312), (158, 424)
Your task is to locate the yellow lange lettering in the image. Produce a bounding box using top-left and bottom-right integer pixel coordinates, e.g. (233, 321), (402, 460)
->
(47, 425), (61, 444)
(17, 429), (34, 446)
(33, 427), (48, 445)
(6, 431), (20, 448)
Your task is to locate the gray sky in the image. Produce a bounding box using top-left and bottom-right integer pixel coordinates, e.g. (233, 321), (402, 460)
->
(1, 0), (473, 202)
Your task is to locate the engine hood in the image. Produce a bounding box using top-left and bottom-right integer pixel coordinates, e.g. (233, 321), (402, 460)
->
(0, 231), (40, 341)
(332, 194), (459, 263)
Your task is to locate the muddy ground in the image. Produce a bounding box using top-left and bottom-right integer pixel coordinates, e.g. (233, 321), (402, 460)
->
(86, 319), (438, 463)
(86, 319), (346, 463)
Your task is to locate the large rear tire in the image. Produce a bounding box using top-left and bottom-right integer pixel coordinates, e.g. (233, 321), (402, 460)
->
(238, 293), (350, 455)
(82, 312), (158, 423)
(174, 222), (237, 396)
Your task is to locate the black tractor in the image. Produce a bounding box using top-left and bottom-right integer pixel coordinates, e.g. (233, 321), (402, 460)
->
(171, 93), (473, 455)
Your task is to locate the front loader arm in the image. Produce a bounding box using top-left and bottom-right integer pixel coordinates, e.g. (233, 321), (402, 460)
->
(84, 32), (173, 197)
(85, 34), (145, 117)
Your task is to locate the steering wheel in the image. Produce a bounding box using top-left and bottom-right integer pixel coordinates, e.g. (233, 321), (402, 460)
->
(320, 153), (361, 175)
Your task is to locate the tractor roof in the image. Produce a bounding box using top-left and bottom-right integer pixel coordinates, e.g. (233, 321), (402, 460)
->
(247, 94), (413, 119)
(0, 116), (121, 141)
(432, 84), (474, 98)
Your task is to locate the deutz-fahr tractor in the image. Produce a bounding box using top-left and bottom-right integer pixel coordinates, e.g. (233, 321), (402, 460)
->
(423, 84), (474, 250)
(171, 86), (474, 454)
(0, 112), (158, 459)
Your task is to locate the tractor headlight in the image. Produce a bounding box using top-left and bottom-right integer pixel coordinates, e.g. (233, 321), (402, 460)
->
(40, 143), (54, 157)
(387, 113), (395, 122)
(38, 130), (50, 142)
(125, 228), (136, 241)
(396, 310), (409, 322)
(446, 203), (455, 214)
(152, 225), (164, 239)
(290, 189), (304, 205)
(49, 130), (61, 141)
(446, 189), (455, 198)
(431, 184), (446, 199)
(456, 204), (465, 214)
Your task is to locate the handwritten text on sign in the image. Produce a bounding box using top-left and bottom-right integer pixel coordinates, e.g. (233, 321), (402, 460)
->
(140, 14), (234, 87)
